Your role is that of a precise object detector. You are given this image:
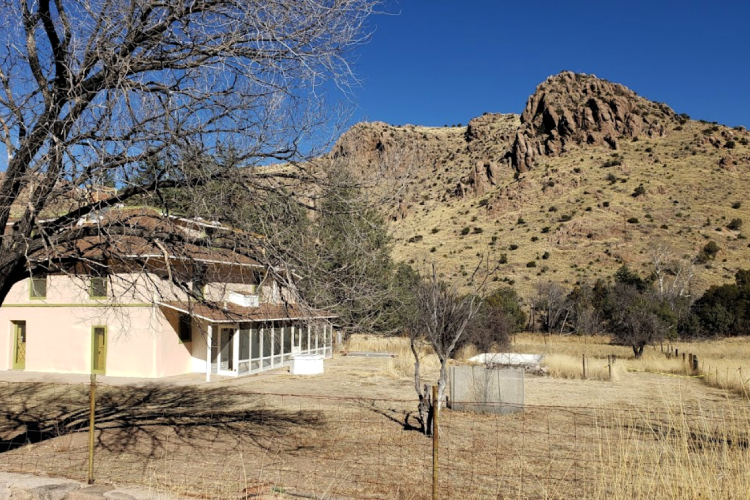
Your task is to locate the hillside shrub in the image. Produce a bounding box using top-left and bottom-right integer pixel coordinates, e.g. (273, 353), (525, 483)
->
(727, 218), (743, 230)
(498, 253), (508, 264)
(509, 244), (519, 251)
(627, 217), (639, 224)
(696, 240), (720, 263)
(732, 201), (742, 209)
(632, 184), (646, 197)
(526, 261), (537, 268)
(460, 227), (470, 235)
(602, 158), (623, 168)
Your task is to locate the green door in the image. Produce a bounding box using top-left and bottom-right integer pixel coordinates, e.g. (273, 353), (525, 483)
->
(92, 326), (107, 374)
(12, 321), (26, 370)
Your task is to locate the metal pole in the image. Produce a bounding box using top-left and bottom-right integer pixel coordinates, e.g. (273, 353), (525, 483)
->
(432, 384), (439, 500)
(88, 374), (96, 484)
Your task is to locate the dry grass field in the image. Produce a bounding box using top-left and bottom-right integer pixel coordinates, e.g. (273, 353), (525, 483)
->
(2, 334), (748, 500)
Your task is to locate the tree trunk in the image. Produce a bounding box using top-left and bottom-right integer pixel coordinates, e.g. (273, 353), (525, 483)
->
(633, 344), (645, 359)
(437, 358), (448, 410)
(410, 338), (430, 435)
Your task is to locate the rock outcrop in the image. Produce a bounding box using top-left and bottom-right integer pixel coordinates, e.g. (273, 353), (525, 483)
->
(507, 72), (678, 172)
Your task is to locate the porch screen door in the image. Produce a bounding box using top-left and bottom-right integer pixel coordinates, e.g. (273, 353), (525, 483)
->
(220, 328), (234, 371)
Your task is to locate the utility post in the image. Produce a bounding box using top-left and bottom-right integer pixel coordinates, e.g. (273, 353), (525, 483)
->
(88, 374), (97, 484)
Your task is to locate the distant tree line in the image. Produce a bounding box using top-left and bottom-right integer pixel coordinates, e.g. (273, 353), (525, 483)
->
(523, 265), (750, 357)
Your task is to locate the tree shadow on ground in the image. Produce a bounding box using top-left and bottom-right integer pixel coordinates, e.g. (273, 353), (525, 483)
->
(0, 382), (324, 458)
(353, 398), (423, 433)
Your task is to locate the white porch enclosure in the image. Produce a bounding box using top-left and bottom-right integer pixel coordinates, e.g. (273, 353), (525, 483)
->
(211, 321), (333, 377)
(157, 301), (336, 380)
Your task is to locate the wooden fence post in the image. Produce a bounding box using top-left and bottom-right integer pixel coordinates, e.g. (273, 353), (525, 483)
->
(88, 374), (96, 484)
(582, 354), (587, 379)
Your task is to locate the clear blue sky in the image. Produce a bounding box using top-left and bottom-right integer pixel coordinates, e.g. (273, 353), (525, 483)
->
(350, 0), (749, 128)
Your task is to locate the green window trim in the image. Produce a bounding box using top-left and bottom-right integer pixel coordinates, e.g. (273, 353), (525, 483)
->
(89, 277), (108, 299)
(29, 277), (48, 300)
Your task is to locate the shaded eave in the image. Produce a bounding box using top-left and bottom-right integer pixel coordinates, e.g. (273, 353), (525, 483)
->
(158, 301), (337, 324)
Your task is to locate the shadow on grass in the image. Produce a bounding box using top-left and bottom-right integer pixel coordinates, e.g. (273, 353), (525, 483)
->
(0, 382), (324, 457)
(354, 398), (424, 433)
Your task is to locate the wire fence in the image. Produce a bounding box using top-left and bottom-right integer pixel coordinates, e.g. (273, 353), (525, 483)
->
(1, 380), (749, 500)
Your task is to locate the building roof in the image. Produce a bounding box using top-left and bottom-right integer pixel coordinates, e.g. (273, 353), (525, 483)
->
(32, 207), (264, 268)
(158, 301), (336, 324)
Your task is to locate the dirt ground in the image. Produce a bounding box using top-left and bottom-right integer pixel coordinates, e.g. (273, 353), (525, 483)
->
(1, 355), (748, 500)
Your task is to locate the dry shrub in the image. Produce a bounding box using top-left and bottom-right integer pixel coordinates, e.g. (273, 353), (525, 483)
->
(453, 343), (479, 362)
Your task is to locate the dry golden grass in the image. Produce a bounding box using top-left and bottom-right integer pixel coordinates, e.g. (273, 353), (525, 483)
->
(3, 364), (749, 500)
(346, 334), (443, 380)
(347, 332), (750, 400)
(514, 332), (750, 398)
(544, 353), (626, 381)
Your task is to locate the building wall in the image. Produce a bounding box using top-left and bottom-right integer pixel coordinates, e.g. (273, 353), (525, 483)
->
(0, 274), (197, 377)
(0, 267), (299, 378)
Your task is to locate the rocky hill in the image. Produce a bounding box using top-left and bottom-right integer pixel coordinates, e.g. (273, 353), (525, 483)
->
(509, 72), (679, 172)
(331, 72), (750, 298)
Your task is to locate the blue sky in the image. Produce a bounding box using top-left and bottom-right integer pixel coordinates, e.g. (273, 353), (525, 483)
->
(349, 0), (749, 128)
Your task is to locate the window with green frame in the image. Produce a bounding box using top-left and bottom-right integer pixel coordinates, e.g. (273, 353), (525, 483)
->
(30, 277), (47, 299)
(89, 277), (108, 299)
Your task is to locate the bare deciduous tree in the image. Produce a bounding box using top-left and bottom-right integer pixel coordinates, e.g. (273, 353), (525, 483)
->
(649, 241), (696, 299)
(0, 0), (377, 305)
(530, 281), (567, 335)
(409, 261), (491, 434)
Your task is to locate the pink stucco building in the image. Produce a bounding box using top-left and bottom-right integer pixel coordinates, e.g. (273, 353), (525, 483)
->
(0, 210), (334, 379)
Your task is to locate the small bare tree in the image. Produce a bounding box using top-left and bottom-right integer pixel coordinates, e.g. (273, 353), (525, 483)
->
(409, 261), (491, 434)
